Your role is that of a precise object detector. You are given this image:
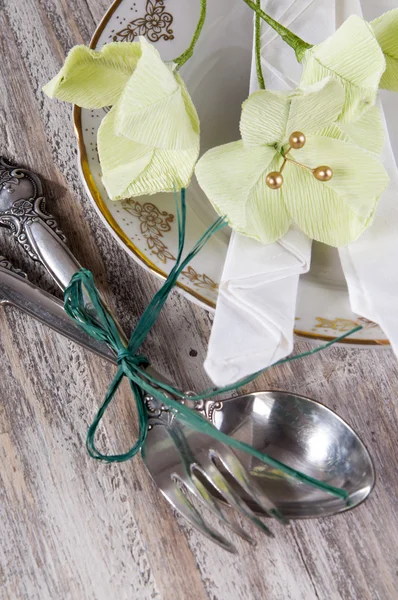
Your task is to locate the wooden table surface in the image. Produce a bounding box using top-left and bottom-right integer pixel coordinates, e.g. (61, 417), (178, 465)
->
(1, 1), (398, 598)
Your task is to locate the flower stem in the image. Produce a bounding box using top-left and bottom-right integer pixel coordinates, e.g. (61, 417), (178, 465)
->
(174, 0), (207, 68)
(255, 0), (265, 89)
(242, 0), (312, 62)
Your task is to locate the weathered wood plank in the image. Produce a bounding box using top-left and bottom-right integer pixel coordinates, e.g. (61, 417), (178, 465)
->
(1, 1), (398, 599)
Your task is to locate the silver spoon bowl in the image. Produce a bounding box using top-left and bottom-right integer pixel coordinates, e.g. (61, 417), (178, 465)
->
(212, 390), (374, 518)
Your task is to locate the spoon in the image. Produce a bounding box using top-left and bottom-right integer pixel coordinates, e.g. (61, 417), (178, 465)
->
(0, 157), (375, 519)
(211, 390), (374, 518)
(0, 260), (375, 519)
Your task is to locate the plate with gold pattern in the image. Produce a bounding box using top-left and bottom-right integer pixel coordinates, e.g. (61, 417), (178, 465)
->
(74, 0), (389, 347)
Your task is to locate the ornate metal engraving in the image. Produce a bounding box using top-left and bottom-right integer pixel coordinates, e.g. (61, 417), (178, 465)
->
(144, 391), (223, 427)
(0, 157), (67, 261)
(0, 255), (27, 278)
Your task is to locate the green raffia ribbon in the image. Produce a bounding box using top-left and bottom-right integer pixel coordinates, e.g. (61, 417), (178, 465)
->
(64, 189), (363, 502)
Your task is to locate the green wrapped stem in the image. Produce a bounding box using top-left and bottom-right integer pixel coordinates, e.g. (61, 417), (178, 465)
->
(255, 0), (266, 89)
(174, 0), (207, 68)
(242, 0), (312, 61)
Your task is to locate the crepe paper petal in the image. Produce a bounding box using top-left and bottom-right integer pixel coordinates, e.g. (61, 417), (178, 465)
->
(241, 157), (292, 245)
(115, 38), (199, 150)
(283, 164), (372, 247)
(43, 43), (141, 108)
(195, 141), (277, 225)
(282, 136), (390, 245)
(98, 105), (153, 199)
(291, 136), (389, 218)
(300, 16), (386, 122)
(338, 106), (385, 155)
(287, 78), (345, 137)
(98, 104), (198, 200)
(315, 105), (385, 156)
(240, 90), (289, 148)
(371, 9), (398, 91)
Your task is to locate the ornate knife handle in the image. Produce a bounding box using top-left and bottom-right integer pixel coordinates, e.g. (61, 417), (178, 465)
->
(0, 157), (82, 290)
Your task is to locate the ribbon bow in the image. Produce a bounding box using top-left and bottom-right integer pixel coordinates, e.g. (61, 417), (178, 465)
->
(64, 190), (358, 501)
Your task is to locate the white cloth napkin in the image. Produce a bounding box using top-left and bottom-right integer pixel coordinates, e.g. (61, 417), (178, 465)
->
(205, 0), (334, 387)
(338, 0), (398, 357)
(205, 0), (398, 386)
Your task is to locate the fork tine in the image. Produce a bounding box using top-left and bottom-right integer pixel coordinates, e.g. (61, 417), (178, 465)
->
(212, 450), (289, 525)
(186, 472), (256, 545)
(194, 460), (274, 538)
(162, 479), (238, 553)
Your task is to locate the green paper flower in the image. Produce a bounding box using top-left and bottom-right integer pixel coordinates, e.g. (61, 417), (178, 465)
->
(195, 78), (389, 247)
(43, 38), (200, 201)
(43, 42), (142, 107)
(371, 9), (398, 91)
(300, 15), (386, 123)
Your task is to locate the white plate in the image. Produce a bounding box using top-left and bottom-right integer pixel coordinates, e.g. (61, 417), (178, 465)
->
(74, 0), (388, 347)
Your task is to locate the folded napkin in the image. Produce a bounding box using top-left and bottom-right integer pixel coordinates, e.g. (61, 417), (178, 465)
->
(205, 0), (334, 387)
(339, 0), (398, 357)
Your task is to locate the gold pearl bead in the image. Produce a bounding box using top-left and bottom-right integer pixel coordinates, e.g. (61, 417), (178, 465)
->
(266, 171), (284, 189)
(289, 131), (306, 149)
(313, 166), (333, 182)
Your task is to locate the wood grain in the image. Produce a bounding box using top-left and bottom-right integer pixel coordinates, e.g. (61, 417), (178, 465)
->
(0, 1), (398, 598)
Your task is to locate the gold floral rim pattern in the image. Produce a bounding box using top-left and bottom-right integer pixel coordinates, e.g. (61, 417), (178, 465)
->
(121, 199), (219, 292)
(72, 0), (389, 346)
(315, 316), (378, 333)
(122, 199), (175, 263)
(293, 315), (389, 345)
(112, 0), (174, 43)
(182, 266), (219, 292)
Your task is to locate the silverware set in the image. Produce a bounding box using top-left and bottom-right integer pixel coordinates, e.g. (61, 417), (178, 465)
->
(0, 158), (375, 552)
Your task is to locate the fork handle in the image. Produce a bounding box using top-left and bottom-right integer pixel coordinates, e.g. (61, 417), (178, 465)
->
(23, 218), (84, 291)
(22, 203), (220, 414)
(0, 158), (220, 419)
(0, 157), (84, 292)
(20, 214), (131, 344)
(0, 161), (175, 379)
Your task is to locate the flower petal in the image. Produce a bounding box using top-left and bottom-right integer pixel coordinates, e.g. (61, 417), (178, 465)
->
(240, 90), (289, 147)
(291, 136), (389, 218)
(98, 104), (198, 200)
(287, 78), (344, 136)
(98, 105), (153, 199)
(284, 166), (374, 246)
(195, 141), (277, 225)
(371, 9), (398, 91)
(242, 157), (292, 244)
(283, 137), (389, 245)
(115, 38), (199, 150)
(43, 43), (141, 108)
(338, 106), (385, 155)
(300, 16), (385, 122)
(314, 105), (385, 156)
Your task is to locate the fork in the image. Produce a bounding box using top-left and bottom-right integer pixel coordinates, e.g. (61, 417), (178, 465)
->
(0, 256), (286, 552)
(142, 391), (288, 552)
(0, 157), (286, 551)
